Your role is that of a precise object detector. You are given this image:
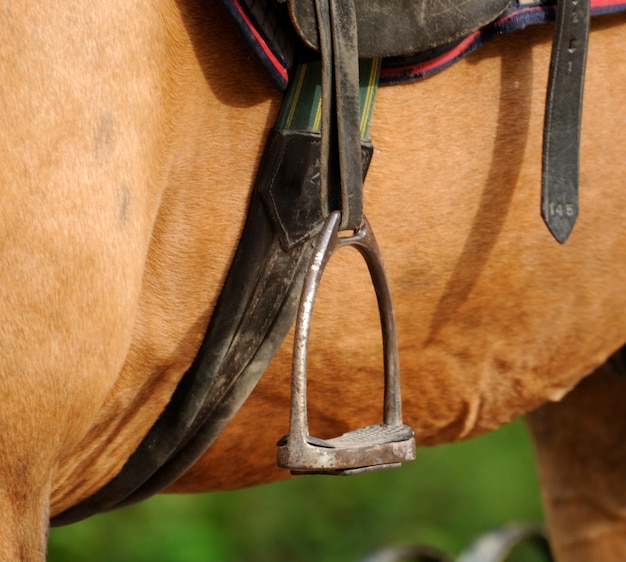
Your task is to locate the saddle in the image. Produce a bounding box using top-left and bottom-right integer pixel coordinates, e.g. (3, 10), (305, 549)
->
(285, 0), (512, 57)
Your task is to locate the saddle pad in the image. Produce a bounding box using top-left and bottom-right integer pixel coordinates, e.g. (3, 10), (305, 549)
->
(219, 0), (626, 89)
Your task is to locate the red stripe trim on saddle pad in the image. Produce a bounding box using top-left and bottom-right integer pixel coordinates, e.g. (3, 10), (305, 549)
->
(380, 0), (626, 85)
(220, 0), (626, 90)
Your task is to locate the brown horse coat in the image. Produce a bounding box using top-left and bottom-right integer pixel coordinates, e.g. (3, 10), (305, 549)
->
(0, 1), (625, 560)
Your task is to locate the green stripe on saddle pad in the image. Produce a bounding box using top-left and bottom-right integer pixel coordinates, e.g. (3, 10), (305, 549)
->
(276, 58), (381, 139)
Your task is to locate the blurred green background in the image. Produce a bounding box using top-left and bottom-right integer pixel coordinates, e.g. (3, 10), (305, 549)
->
(48, 419), (543, 561)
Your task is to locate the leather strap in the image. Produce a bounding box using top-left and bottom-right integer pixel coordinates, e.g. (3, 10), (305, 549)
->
(542, 0), (591, 243)
(316, 0), (364, 230)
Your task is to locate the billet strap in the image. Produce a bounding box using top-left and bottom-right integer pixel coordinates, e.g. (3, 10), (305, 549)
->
(52, 58), (380, 526)
(542, 0), (591, 243)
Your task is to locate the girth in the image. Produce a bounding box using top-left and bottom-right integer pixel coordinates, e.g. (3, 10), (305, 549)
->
(52, 0), (622, 524)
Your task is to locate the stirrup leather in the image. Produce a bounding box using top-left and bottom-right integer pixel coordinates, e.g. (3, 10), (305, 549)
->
(277, 211), (416, 475)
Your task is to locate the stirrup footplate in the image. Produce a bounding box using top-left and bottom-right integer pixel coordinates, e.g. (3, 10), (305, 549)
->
(277, 212), (416, 475)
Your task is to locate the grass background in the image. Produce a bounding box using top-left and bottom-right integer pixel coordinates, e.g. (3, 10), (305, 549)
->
(48, 419), (545, 561)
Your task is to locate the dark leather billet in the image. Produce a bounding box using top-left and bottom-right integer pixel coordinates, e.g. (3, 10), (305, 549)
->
(286, 0), (513, 57)
(542, 0), (590, 243)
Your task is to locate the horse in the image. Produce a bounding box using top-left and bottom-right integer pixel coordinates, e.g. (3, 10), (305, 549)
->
(1, 0), (625, 560)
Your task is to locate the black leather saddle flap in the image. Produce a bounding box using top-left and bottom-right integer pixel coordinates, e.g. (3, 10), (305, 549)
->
(287, 0), (513, 57)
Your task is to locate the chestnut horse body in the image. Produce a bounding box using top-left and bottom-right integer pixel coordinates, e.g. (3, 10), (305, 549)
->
(1, 1), (625, 560)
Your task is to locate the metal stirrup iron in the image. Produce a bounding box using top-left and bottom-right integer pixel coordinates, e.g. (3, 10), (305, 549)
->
(277, 211), (416, 475)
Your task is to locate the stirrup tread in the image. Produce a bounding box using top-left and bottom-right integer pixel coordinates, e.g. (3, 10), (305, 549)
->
(316, 423), (414, 449)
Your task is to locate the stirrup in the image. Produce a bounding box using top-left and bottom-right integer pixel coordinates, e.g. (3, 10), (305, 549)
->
(277, 211), (416, 475)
